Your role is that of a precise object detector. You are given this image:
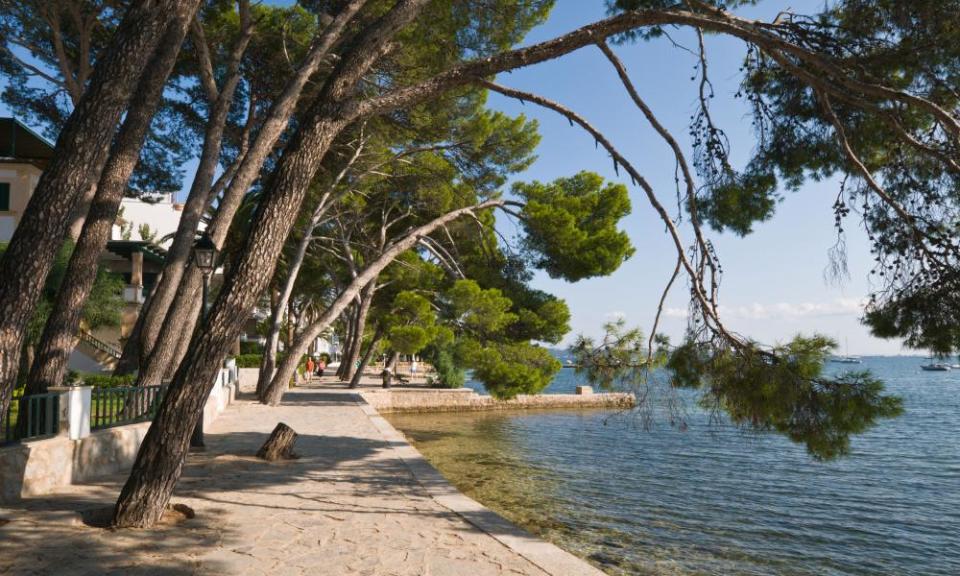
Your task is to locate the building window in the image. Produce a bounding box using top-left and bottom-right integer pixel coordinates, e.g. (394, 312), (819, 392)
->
(0, 183), (9, 211)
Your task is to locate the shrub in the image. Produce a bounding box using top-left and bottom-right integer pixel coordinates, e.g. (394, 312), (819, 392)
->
(239, 341), (264, 355)
(234, 354), (263, 368)
(427, 349), (465, 389)
(79, 373), (137, 388)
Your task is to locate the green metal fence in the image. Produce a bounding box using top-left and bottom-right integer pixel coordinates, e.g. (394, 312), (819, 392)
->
(2, 391), (61, 444)
(90, 385), (165, 430)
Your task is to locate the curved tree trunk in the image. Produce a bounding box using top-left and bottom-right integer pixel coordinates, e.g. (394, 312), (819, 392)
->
(126, 0), (366, 384)
(111, 0), (397, 527)
(26, 16), (193, 395)
(131, 16), (254, 369)
(114, 296), (148, 375)
(113, 112), (349, 526)
(348, 324), (383, 388)
(258, 284), (301, 396)
(135, 273), (202, 386)
(385, 350), (399, 372)
(167, 295), (203, 381)
(0, 0), (202, 426)
(257, 299), (282, 396)
(342, 282), (375, 382)
(261, 198), (505, 406)
(336, 304), (356, 381)
(255, 153), (363, 393)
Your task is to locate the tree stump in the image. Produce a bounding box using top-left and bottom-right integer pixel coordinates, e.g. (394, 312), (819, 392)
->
(256, 423), (299, 461)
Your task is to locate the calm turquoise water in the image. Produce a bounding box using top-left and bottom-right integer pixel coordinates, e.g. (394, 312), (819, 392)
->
(386, 357), (960, 575)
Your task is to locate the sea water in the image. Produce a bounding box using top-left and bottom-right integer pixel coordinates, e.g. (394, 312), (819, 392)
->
(385, 357), (960, 575)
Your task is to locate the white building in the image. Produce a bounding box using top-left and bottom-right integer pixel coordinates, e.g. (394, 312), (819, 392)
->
(0, 118), (54, 241)
(113, 193), (197, 247)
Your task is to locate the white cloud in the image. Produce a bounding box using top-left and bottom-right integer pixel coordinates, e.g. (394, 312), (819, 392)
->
(722, 298), (865, 320)
(659, 299), (866, 321)
(663, 307), (689, 319)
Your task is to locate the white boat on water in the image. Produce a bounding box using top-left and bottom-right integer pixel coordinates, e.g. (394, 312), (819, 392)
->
(831, 356), (862, 364)
(830, 338), (861, 364)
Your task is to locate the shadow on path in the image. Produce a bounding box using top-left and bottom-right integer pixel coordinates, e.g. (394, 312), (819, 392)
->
(0, 384), (558, 576)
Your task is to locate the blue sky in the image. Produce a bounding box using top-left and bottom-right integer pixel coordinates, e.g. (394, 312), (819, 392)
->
(1, 1), (908, 354)
(484, 0), (905, 355)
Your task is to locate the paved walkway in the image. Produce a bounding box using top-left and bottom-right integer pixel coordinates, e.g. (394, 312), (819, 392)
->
(0, 381), (602, 576)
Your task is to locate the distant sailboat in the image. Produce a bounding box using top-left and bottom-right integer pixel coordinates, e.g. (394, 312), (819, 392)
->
(921, 354), (952, 372)
(830, 338), (862, 364)
(921, 363), (951, 372)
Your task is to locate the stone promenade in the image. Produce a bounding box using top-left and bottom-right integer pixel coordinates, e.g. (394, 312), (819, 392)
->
(0, 381), (604, 576)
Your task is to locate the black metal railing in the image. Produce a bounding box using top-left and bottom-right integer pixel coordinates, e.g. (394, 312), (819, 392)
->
(91, 385), (165, 430)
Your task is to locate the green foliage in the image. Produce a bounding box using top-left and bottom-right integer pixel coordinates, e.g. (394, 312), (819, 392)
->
(734, 1), (960, 354)
(515, 298), (570, 345)
(239, 340), (263, 355)
(0, 242), (124, 347)
(667, 335), (903, 460)
(75, 372), (137, 388)
(864, 286), (960, 355)
(515, 171), (634, 281)
(426, 347), (465, 389)
(388, 326), (432, 356)
(234, 353), (263, 368)
(452, 223), (572, 345)
(137, 223), (157, 242)
(238, 2), (319, 108)
(570, 319), (668, 390)
(83, 268), (126, 330)
(698, 169), (779, 236)
(462, 341), (560, 399)
(384, 292), (439, 356)
(445, 280), (517, 337)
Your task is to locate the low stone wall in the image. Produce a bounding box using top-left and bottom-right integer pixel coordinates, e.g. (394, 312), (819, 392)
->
(0, 422), (152, 501)
(359, 387), (634, 414)
(0, 364), (238, 503)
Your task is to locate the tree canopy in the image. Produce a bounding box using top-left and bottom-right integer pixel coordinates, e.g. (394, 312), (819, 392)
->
(1, 0), (957, 526)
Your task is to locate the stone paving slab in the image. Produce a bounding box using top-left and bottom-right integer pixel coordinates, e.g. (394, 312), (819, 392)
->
(0, 381), (604, 576)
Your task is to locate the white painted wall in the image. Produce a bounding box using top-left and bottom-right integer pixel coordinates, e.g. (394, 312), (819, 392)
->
(113, 194), (198, 247)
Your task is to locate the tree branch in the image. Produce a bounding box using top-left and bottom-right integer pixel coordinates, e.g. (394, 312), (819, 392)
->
(482, 80), (741, 347)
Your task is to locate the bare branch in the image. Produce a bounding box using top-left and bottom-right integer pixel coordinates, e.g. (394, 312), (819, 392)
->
(649, 256), (682, 362)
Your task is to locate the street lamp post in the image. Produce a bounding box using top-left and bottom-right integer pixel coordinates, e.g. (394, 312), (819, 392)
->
(193, 232), (217, 320)
(190, 232), (217, 450)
